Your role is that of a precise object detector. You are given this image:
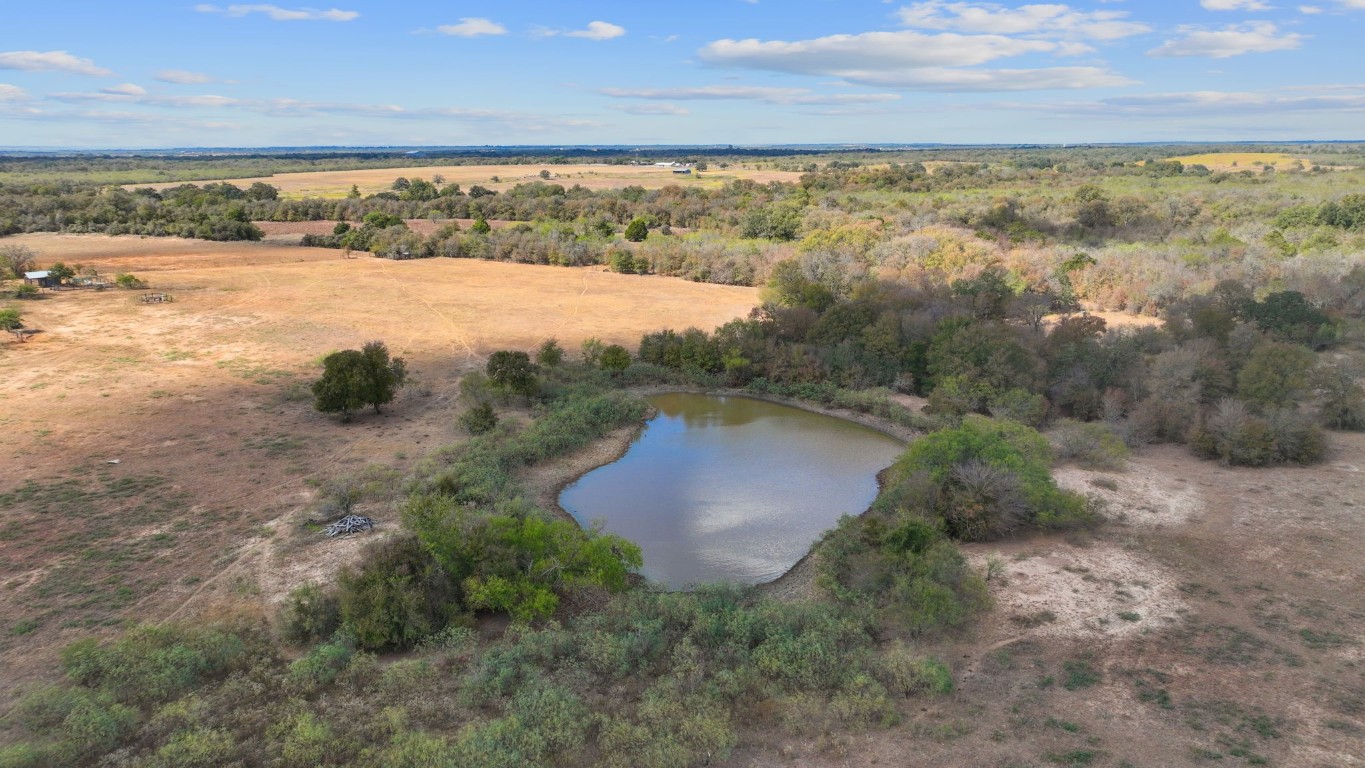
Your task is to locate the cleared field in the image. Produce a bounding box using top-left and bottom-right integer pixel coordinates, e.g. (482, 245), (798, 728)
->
(1162, 152), (1313, 170)
(0, 233), (757, 703)
(131, 163), (805, 198)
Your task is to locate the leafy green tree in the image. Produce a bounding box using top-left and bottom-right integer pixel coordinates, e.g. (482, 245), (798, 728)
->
(741, 204), (803, 241)
(600, 344), (631, 372)
(361, 211), (405, 229)
(1250, 291), (1334, 347)
(609, 250), (637, 274)
(312, 341), (408, 419)
(1237, 342), (1314, 409)
(0, 306), (21, 331)
(244, 182), (279, 201)
(624, 218), (649, 242)
(471, 216), (492, 235)
(581, 337), (605, 366)
(486, 350), (538, 396)
(47, 262), (76, 283)
(535, 338), (565, 368)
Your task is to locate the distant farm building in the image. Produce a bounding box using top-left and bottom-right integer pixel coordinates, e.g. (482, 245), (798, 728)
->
(672, 168), (692, 174)
(23, 270), (56, 288)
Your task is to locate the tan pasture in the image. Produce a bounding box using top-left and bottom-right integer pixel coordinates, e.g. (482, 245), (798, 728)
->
(0, 233), (757, 702)
(131, 163), (805, 198)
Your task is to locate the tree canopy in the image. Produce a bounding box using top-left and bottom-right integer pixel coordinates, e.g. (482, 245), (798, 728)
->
(312, 341), (408, 419)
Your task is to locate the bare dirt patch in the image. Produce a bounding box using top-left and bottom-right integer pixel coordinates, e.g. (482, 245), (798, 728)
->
(735, 439), (1365, 767)
(0, 233), (757, 708)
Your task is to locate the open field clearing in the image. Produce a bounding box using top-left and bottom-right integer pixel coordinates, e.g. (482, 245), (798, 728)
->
(129, 163), (806, 197)
(1162, 152), (1325, 171)
(0, 233), (757, 705)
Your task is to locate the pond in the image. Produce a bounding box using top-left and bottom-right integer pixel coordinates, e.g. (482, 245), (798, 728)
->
(558, 393), (904, 589)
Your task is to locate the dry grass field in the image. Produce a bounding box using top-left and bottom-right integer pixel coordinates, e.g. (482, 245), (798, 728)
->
(0, 233), (757, 706)
(1162, 152), (1316, 171)
(131, 163), (805, 198)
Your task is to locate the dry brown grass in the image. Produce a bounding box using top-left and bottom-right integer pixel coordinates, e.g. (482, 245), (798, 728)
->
(131, 163), (805, 198)
(0, 233), (756, 705)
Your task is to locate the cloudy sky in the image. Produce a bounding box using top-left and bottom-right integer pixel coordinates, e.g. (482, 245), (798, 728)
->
(1, 1), (1362, 147)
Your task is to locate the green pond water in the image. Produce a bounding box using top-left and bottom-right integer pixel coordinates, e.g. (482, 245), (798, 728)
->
(559, 393), (904, 589)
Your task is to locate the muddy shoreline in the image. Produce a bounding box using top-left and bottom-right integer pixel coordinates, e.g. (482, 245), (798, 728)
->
(521, 387), (918, 599)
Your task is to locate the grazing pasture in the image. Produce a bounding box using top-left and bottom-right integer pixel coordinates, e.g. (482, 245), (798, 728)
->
(130, 163), (805, 198)
(0, 233), (757, 704)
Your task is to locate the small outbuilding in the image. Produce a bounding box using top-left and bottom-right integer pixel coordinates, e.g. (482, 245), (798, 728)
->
(23, 270), (56, 288)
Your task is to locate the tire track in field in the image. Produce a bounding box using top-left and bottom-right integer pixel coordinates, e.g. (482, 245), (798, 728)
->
(374, 258), (481, 363)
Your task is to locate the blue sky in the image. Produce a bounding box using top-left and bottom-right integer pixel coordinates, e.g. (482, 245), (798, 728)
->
(1, 1), (1362, 147)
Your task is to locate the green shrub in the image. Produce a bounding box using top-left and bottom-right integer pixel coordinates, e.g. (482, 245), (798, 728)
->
(1237, 342), (1314, 409)
(988, 388), (1048, 427)
(272, 712), (347, 768)
(141, 728), (235, 768)
(1050, 419), (1129, 470)
(371, 731), (457, 768)
(58, 624), (246, 707)
(876, 642), (954, 697)
(288, 637), (354, 687)
(1192, 400), (1326, 466)
(1315, 360), (1365, 430)
(891, 415), (1091, 537)
(15, 686), (139, 759)
(278, 583), (340, 646)
(338, 535), (455, 651)
(535, 338), (565, 368)
(458, 401), (498, 435)
(0, 743), (48, 768)
(113, 273), (146, 289)
(600, 344), (631, 372)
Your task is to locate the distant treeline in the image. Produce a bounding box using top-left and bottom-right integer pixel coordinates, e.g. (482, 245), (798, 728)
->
(3, 148), (1364, 317)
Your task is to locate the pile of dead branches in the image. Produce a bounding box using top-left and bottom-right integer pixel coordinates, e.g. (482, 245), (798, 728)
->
(323, 515), (375, 537)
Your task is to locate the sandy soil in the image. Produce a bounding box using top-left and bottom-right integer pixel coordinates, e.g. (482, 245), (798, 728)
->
(130, 163), (805, 198)
(0, 233), (757, 707)
(733, 440), (1365, 767)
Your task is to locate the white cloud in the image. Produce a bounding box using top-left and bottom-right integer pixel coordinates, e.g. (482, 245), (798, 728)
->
(1004, 87), (1365, 118)
(896, 2), (1151, 40)
(437, 18), (507, 37)
(1200, 0), (1272, 10)
(101, 83), (147, 97)
(33, 88), (597, 131)
(566, 21), (627, 40)
(601, 85), (903, 105)
(155, 69), (215, 84)
(0, 50), (112, 76)
(1148, 22), (1305, 58)
(698, 31), (1135, 91)
(0, 84), (30, 101)
(607, 103), (691, 115)
(51, 90), (239, 107)
(194, 4), (358, 22)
